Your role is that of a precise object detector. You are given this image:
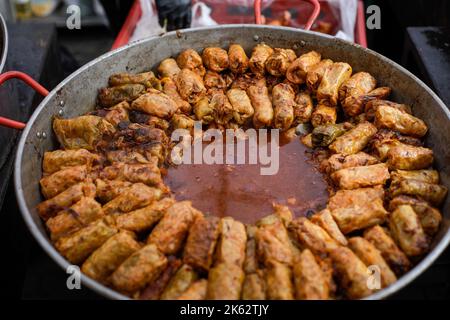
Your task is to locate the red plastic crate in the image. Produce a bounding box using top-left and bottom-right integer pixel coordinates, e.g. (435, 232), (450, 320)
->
(111, 0), (367, 50)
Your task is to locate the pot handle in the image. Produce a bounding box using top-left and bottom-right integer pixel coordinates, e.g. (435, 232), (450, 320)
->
(254, 0), (320, 31)
(0, 71), (49, 130)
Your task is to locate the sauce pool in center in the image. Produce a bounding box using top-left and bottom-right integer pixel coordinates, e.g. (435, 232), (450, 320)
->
(164, 136), (329, 224)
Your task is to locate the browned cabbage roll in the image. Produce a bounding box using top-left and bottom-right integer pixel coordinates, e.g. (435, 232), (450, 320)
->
(286, 50), (321, 84)
(329, 121), (377, 155)
(139, 257), (182, 300)
(81, 231), (141, 282)
(330, 246), (373, 299)
(311, 104), (337, 128)
(389, 179), (447, 207)
(160, 264), (199, 300)
(375, 105), (428, 137)
(317, 257), (337, 297)
(211, 91), (234, 125)
(232, 73), (263, 91)
(389, 196), (442, 236)
(317, 62), (352, 106)
(202, 47), (229, 72)
(272, 83), (295, 130)
(249, 43), (274, 76)
(243, 226), (258, 274)
(176, 49), (205, 76)
(339, 72), (377, 116)
(194, 97), (214, 124)
(99, 101), (130, 127)
(247, 82), (273, 128)
(183, 216), (221, 271)
(98, 84), (145, 107)
(53, 115), (115, 151)
(111, 243), (168, 293)
(289, 217), (339, 255)
(115, 197), (175, 233)
(328, 187), (387, 234)
(43, 149), (99, 174)
(293, 91), (313, 124)
(55, 216), (117, 264)
(386, 143), (433, 170)
(176, 279), (208, 300)
(331, 163), (390, 190)
(255, 215), (295, 266)
(348, 237), (397, 288)
(102, 183), (162, 215)
(365, 99), (411, 121)
(371, 134), (422, 162)
(37, 182), (96, 220)
(363, 225), (411, 275)
(306, 58), (333, 92)
(110, 123), (169, 150)
(265, 48), (296, 77)
(109, 71), (160, 89)
(228, 44), (249, 74)
(46, 197), (103, 240)
(363, 86), (392, 103)
(226, 88), (254, 125)
(310, 209), (347, 246)
(215, 217), (247, 267)
(322, 152), (379, 174)
(105, 150), (149, 165)
(40, 165), (88, 199)
(95, 179), (132, 203)
(203, 70), (226, 91)
(207, 262), (245, 300)
(391, 169), (439, 185)
(293, 249), (330, 300)
(171, 113), (195, 132)
(389, 205), (429, 257)
(130, 89), (178, 118)
(272, 203), (294, 227)
(265, 260), (294, 300)
(242, 271), (266, 300)
(176, 68), (207, 104)
(161, 77), (191, 114)
(157, 58), (181, 79)
(147, 201), (201, 255)
(100, 162), (162, 187)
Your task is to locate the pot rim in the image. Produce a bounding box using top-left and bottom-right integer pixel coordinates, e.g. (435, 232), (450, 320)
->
(0, 13), (8, 73)
(14, 24), (450, 300)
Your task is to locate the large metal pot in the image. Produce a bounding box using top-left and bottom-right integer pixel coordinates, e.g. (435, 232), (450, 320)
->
(3, 25), (450, 300)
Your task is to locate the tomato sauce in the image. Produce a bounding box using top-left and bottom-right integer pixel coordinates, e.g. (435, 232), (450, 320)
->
(164, 136), (329, 224)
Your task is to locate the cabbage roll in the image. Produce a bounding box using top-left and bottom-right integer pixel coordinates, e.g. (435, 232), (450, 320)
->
(286, 50), (321, 84)
(228, 44), (249, 74)
(130, 89), (179, 118)
(53, 115), (115, 150)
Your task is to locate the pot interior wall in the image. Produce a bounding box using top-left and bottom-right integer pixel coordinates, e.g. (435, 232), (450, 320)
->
(16, 26), (450, 298)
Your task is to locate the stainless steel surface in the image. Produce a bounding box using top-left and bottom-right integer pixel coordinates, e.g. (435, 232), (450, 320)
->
(13, 25), (450, 300)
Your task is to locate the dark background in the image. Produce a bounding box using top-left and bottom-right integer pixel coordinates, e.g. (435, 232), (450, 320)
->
(0, 0), (449, 299)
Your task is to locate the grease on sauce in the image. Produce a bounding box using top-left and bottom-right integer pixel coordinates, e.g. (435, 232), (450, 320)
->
(164, 137), (329, 224)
